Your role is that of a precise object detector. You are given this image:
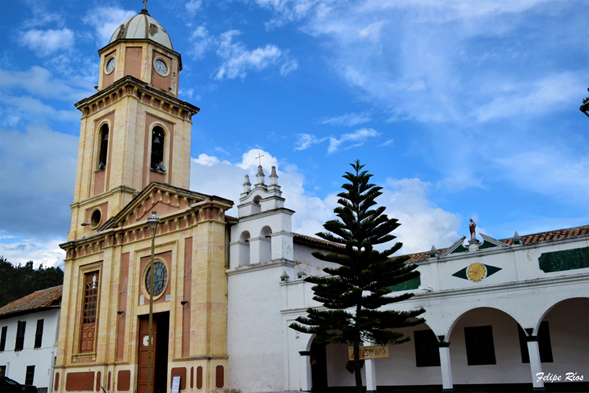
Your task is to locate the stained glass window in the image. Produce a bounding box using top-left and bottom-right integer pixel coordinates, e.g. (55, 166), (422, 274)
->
(145, 261), (168, 297)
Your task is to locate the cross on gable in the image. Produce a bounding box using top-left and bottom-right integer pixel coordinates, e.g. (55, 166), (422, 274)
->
(256, 154), (264, 166)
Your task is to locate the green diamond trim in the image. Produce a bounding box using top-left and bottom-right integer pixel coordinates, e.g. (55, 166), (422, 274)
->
(452, 264), (501, 280)
(389, 275), (421, 292)
(452, 267), (467, 279)
(485, 264), (502, 277)
(450, 244), (469, 254)
(479, 240), (498, 250)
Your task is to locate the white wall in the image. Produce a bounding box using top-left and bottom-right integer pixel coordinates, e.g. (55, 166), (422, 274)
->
(280, 236), (589, 390)
(0, 308), (60, 390)
(227, 265), (286, 392)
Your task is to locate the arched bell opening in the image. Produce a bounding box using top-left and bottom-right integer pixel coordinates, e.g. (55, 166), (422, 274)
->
(97, 123), (109, 170)
(260, 226), (272, 263)
(150, 126), (166, 172)
(238, 231), (251, 266)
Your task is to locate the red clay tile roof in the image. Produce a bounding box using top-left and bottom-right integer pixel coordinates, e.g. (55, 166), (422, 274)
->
(0, 285), (62, 319)
(503, 225), (589, 246)
(294, 224), (589, 263)
(293, 233), (346, 251)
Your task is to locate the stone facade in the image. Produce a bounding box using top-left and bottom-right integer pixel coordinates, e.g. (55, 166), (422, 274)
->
(55, 9), (231, 393)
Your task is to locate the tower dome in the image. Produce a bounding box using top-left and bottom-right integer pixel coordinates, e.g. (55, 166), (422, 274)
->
(109, 10), (173, 50)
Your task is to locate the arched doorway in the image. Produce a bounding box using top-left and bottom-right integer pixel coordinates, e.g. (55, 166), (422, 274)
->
(534, 297), (589, 388)
(310, 339), (328, 392)
(446, 307), (530, 386)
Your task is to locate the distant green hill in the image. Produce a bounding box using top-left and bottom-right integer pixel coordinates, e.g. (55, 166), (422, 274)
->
(0, 257), (64, 308)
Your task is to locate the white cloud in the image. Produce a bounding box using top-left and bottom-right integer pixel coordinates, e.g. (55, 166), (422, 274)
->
(193, 153), (230, 167)
(190, 25), (213, 59)
(378, 139), (394, 147)
(327, 128), (380, 154)
(0, 94), (79, 125)
(474, 72), (581, 121)
(214, 30), (297, 80)
(381, 178), (462, 254)
(215, 31), (283, 80)
(21, 0), (64, 28)
(190, 148), (335, 235)
(0, 239), (65, 269)
(280, 58), (299, 75)
(0, 66), (94, 102)
(19, 28), (75, 56)
(186, 0), (203, 16)
(83, 7), (136, 46)
(189, 148), (461, 254)
(493, 149), (589, 206)
(358, 21), (386, 41)
(295, 133), (325, 150)
(320, 112), (371, 126)
(254, 0), (324, 28)
(214, 147), (230, 155)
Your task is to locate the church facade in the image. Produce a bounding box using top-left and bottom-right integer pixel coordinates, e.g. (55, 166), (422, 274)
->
(55, 9), (233, 393)
(52, 7), (588, 393)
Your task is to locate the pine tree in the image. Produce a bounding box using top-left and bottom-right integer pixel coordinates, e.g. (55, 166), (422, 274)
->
(290, 161), (425, 392)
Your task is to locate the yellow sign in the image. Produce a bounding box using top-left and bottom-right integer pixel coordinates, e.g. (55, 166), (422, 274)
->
(348, 345), (389, 360)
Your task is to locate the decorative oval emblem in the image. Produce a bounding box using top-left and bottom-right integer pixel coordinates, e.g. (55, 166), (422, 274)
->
(149, 23), (159, 36)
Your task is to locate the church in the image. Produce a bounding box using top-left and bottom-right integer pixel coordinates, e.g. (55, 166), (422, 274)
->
(51, 6), (588, 393)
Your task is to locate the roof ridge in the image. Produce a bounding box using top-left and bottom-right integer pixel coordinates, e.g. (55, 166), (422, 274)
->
(294, 224), (589, 263)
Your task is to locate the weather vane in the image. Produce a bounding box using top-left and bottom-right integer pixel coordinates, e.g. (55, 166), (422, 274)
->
(256, 153), (264, 166)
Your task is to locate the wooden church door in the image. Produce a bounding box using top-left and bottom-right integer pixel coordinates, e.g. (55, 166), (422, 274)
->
(138, 316), (157, 393)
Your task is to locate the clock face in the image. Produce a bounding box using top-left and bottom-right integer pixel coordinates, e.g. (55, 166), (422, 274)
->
(105, 58), (115, 74)
(145, 261), (168, 297)
(467, 263), (487, 282)
(154, 59), (168, 76)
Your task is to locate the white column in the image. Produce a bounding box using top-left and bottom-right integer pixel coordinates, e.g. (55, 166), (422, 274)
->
(527, 339), (545, 390)
(438, 344), (453, 391)
(365, 357), (377, 393)
(299, 351), (312, 392)
(249, 237), (261, 264)
(271, 231), (294, 261)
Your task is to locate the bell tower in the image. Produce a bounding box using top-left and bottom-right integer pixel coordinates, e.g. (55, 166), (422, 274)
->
(68, 7), (199, 242)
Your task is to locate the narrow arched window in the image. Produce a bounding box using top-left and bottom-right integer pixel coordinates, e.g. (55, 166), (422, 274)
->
(151, 126), (165, 172)
(98, 124), (109, 170)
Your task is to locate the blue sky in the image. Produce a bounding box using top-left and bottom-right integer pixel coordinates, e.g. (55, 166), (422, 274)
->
(0, 0), (587, 268)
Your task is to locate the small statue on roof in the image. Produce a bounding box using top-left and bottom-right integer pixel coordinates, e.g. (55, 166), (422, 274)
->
(469, 219), (476, 240)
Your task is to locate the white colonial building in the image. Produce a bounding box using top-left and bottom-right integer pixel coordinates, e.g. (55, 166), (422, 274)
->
(0, 286), (62, 393)
(226, 167), (589, 392)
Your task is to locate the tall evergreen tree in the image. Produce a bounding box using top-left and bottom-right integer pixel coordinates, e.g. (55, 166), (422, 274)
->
(290, 161), (425, 392)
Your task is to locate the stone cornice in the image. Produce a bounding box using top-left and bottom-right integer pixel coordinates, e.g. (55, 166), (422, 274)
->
(75, 75), (199, 120)
(70, 185), (137, 209)
(226, 259), (295, 275)
(236, 207), (295, 223)
(278, 273), (589, 315)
